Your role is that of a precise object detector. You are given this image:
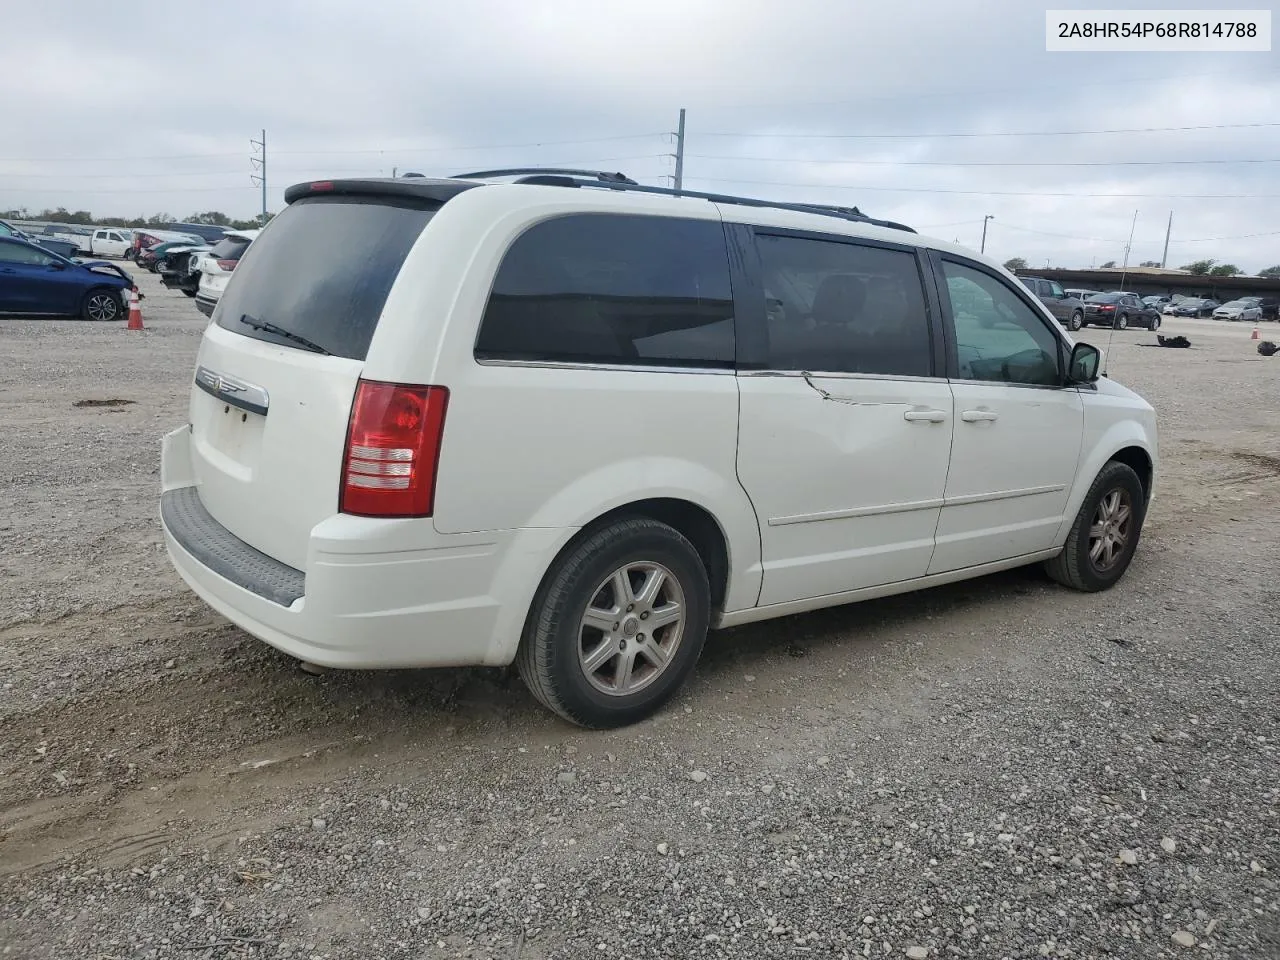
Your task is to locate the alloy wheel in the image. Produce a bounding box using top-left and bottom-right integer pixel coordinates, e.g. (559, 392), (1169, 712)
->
(577, 561), (686, 696)
(1089, 488), (1133, 572)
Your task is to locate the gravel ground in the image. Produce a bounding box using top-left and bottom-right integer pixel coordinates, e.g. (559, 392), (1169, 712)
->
(1, 268), (1278, 959)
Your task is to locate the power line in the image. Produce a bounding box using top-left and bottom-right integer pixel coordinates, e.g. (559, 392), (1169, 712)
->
(693, 121), (1280, 141)
(683, 175), (1280, 200)
(969, 221), (1280, 245)
(694, 67), (1277, 112)
(0, 154), (672, 181)
(0, 133), (670, 164)
(687, 154), (1280, 168)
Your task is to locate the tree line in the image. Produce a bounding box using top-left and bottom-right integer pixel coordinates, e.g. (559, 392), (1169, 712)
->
(1002, 256), (1279, 278)
(0, 207), (273, 231)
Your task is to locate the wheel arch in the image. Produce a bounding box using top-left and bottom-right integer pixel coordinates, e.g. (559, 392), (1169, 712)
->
(81, 284), (124, 319)
(1055, 425), (1157, 546)
(1109, 444), (1154, 505)
(497, 497), (742, 669)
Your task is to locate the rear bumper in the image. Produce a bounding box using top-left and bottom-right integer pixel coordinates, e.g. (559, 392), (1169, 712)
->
(159, 425), (564, 670)
(194, 295), (217, 317)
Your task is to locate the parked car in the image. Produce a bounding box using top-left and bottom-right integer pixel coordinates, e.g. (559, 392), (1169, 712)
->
(89, 227), (134, 258)
(193, 229), (259, 317)
(126, 229), (202, 261)
(159, 246), (211, 297)
(159, 173), (1158, 728)
(1142, 295), (1172, 311)
(0, 235), (134, 320)
(1172, 298), (1219, 318)
(1081, 292), (1161, 330)
(29, 237), (80, 259)
(159, 222), (231, 244)
(1018, 275), (1084, 330)
(139, 239), (209, 272)
(1065, 288), (1101, 302)
(1239, 296), (1279, 321)
(1213, 299), (1262, 322)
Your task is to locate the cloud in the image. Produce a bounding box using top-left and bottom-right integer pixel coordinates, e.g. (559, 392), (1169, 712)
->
(4, 0), (1278, 270)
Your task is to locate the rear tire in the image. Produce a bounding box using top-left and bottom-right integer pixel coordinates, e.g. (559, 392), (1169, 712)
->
(516, 518), (710, 728)
(1044, 461), (1146, 592)
(81, 288), (121, 322)
(1069, 310), (1083, 331)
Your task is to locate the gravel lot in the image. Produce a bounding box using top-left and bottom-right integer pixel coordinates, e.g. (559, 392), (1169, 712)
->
(1, 267), (1278, 959)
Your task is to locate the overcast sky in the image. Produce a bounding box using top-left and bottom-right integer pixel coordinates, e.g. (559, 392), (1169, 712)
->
(5, 0), (1279, 271)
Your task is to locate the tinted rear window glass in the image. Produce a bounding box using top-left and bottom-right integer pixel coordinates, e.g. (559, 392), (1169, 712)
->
(476, 214), (734, 368)
(756, 234), (933, 377)
(208, 236), (251, 259)
(215, 196), (435, 360)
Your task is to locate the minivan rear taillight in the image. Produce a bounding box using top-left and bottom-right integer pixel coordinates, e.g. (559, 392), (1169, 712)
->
(216, 259), (239, 271)
(340, 380), (449, 517)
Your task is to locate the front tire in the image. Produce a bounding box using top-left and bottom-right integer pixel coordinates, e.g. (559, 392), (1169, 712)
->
(1044, 461), (1146, 592)
(1148, 315), (1161, 331)
(81, 288), (121, 322)
(516, 518), (711, 728)
(1115, 313), (1129, 330)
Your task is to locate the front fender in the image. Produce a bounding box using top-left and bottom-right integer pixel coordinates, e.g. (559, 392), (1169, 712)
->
(1054, 418), (1156, 545)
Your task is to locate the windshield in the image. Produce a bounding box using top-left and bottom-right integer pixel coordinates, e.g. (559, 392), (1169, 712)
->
(214, 195), (437, 360)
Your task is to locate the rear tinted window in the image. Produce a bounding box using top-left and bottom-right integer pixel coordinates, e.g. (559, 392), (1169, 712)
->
(756, 233), (933, 377)
(215, 196), (435, 360)
(208, 236), (251, 260)
(476, 214), (734, 368)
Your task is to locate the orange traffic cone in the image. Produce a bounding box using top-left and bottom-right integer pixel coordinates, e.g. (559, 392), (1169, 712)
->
(126, 287), (144, 330)
(1251, 325), (1260, 340)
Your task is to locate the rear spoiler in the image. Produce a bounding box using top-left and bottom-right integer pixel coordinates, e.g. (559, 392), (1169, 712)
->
(283, 178), (479, 206)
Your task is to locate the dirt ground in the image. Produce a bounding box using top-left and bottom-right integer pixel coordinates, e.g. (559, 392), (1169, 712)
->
(1, 267), (1277, 959)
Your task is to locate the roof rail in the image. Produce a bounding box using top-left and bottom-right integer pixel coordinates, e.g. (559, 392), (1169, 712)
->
(448, 168), (913, 233)
(450, 167), (638, 185)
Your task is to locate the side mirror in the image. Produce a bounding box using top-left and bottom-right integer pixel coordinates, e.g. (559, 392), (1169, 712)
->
(1068, 342), (1101, 384)
(48, 261), (67, 271)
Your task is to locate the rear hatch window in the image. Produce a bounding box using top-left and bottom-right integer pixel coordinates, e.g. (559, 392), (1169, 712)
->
(207, 235), (251, 260)
(214, 196), (437, 361)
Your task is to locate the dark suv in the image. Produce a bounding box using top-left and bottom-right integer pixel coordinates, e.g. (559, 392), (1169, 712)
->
(1241, 296), (1279, 321)
(1018, 276), (1085, 331)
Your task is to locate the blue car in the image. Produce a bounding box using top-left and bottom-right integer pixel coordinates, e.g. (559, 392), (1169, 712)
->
(0, 236), (134, 321)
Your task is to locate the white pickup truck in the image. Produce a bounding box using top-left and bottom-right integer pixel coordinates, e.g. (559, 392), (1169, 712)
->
(89, 228), (135, 258)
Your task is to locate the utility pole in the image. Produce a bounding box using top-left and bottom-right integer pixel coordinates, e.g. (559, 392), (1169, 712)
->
(250, 129), (267, 225)
(1160, 210), (1172, 267)
(672, 108), (686, 193)
(392, 166), (397, 178)
(980, 214), (993, 253)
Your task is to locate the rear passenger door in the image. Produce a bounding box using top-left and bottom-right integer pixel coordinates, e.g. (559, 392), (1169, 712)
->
(927, 253), (1085, 574)
(731, 226), (954, 607)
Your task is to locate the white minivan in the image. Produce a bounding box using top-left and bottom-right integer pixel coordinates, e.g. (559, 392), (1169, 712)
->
(160, 171), (1158, 728)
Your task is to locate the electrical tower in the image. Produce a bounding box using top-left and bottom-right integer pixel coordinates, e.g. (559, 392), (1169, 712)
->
(250, 129), (266, 224)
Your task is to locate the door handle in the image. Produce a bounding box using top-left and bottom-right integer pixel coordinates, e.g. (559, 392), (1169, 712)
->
(903, 409), (948, 423)
(961, 409), (999, 422)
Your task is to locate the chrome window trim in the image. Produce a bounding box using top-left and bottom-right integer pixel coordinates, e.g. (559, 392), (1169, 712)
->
(736, 369), (945, 385)
(474, 357), (735, 376)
